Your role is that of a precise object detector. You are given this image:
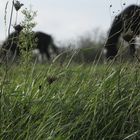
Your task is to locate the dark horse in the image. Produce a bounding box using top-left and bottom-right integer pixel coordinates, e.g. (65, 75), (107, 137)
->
(34, 32), (59, 60)
(1, 25), (23, 58)
(1, 25), (59, 61)
(104, 5), (140, 60)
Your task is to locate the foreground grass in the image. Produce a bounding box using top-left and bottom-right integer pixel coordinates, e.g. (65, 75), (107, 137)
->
(0, 61), (140, 140)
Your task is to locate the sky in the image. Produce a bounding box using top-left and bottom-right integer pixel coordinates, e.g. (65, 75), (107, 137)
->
(0, 0), (140, 43)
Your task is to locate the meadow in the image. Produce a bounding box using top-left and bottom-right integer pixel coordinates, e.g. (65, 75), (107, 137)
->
(0, 60), (140, 140)
(1, 1), (140, 139)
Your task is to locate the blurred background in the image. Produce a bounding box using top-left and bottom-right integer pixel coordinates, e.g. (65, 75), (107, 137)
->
(0, 0), (140, 63)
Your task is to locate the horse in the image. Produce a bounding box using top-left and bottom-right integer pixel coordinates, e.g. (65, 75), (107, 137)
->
(104, 5), (140, 60)
(1, 25), (59, 62)
(34, 31), (59, 61)
(1, 25), (23, 59)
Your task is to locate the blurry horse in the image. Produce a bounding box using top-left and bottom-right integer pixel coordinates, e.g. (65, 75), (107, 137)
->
(1, 25), (23, 59)
(104, 5), (140, 60)
(1, 25), (59, 61)
(34, 31), (59, 61)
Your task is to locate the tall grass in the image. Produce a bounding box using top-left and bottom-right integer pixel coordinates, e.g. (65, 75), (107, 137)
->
(0, 61), (140, 140)
(1, 1), (140, 139)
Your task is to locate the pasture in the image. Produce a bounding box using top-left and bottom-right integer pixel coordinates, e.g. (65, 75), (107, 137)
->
(0, 2), (140, 139)
(0, 61), (140, 140)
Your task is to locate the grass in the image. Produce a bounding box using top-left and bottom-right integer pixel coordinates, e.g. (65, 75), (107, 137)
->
(0, 61), (140, 140)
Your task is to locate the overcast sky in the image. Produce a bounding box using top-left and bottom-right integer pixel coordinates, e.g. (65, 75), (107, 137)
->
(0, 0), (139, 42)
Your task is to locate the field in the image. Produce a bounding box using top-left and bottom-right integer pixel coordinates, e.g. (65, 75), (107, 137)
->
(0, 61), (140, 140)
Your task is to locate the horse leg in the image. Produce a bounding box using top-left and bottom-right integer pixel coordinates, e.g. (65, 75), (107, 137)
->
(104, 16), (123, 60)
(44, 49), (51, 61)
(129, 38), (136, 57)
(51, 43), (59, 55)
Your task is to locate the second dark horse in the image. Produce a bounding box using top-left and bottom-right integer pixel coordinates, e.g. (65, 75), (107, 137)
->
(1, 25), (59, 61)
(104, 5), (140, 60)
